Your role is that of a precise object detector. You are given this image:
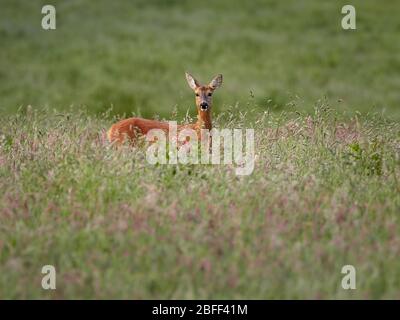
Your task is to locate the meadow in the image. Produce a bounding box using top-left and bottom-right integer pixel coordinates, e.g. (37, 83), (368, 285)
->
(0, 0), (400, 299)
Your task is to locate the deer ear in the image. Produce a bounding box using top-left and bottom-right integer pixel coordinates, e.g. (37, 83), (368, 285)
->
(185, 72), (200, 90)
(209, 74), (223, 90)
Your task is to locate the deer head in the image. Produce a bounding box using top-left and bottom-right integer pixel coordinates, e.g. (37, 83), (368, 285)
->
(185, 73), (223, 129)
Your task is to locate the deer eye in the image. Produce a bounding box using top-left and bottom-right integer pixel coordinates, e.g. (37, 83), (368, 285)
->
(208, 93), (212, 97)
(195, 93), (199, 97)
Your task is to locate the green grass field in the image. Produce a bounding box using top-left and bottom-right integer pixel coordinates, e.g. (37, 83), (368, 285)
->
(0, 0), (400, 299)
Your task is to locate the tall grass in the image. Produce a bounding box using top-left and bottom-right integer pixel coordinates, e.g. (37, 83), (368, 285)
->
(0, 104), (399, 299)
(1, 0), (399, 300)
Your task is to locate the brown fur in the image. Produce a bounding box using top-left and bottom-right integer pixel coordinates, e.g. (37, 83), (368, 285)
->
(107, 73), (222, 145)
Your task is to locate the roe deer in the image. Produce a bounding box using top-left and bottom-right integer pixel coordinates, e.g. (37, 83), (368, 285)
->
(107, 73), (223, 145)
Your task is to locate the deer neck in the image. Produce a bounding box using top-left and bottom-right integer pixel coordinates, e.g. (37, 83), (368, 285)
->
(196, 111), (212, 130)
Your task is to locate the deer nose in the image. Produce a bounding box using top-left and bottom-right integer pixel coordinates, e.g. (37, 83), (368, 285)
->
(200, 102), (208, 110)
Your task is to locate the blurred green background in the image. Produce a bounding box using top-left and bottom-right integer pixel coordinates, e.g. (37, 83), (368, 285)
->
(0, 0), (399, 119)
